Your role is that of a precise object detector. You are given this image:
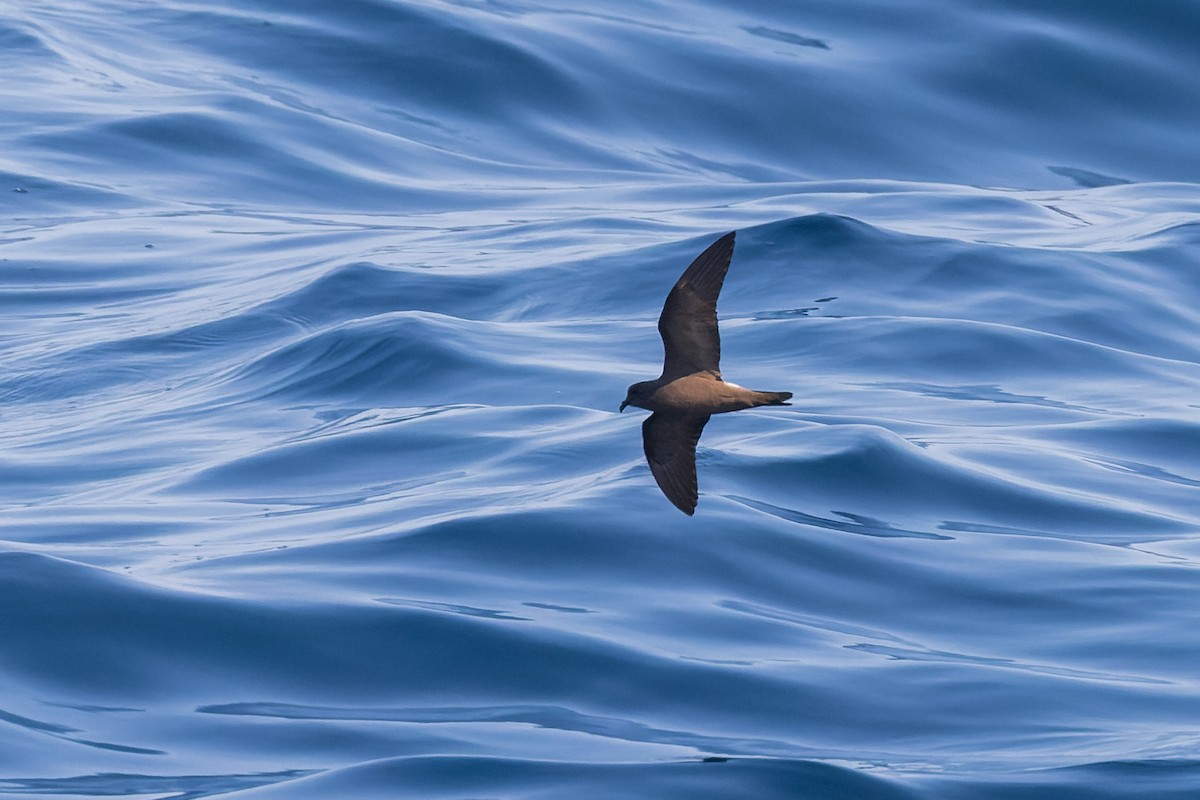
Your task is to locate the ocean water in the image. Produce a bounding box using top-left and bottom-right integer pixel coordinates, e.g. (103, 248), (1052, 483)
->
(3, 0), (1200, 797)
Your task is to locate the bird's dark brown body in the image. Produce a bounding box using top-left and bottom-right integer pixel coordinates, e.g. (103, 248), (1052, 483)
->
(622, 372), (788, 415)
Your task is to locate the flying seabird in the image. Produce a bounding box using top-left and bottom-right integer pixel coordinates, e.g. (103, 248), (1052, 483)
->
(621, 231), (791, 515)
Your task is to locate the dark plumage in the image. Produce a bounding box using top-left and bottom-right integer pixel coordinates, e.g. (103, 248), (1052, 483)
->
(621, 231), (791, 514)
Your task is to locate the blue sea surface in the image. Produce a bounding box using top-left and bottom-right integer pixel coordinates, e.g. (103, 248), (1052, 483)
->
(3, 1), (1200, 797)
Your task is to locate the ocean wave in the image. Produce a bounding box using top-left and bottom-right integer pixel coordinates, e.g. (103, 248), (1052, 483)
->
(4, 0), (1200, 796)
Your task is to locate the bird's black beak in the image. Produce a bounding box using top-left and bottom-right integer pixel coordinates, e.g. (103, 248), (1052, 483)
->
(619, 401), (628, 412)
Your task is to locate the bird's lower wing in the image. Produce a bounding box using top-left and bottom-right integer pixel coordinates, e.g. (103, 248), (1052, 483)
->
(642, 413), (711, 515)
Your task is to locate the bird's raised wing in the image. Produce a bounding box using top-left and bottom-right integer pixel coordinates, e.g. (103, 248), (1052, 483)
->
(642, 413), (711, 515)
(658, 231), (735, 380)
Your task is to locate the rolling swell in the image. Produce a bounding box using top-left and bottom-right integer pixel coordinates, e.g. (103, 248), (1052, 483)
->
(3, 0), (1200, 797)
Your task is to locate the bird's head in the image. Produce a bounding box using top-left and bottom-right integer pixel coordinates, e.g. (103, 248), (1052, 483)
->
(620, 381), (653, 412)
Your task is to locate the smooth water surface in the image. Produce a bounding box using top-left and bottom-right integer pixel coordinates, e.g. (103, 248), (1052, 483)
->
(2, 1), (1200, 797)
